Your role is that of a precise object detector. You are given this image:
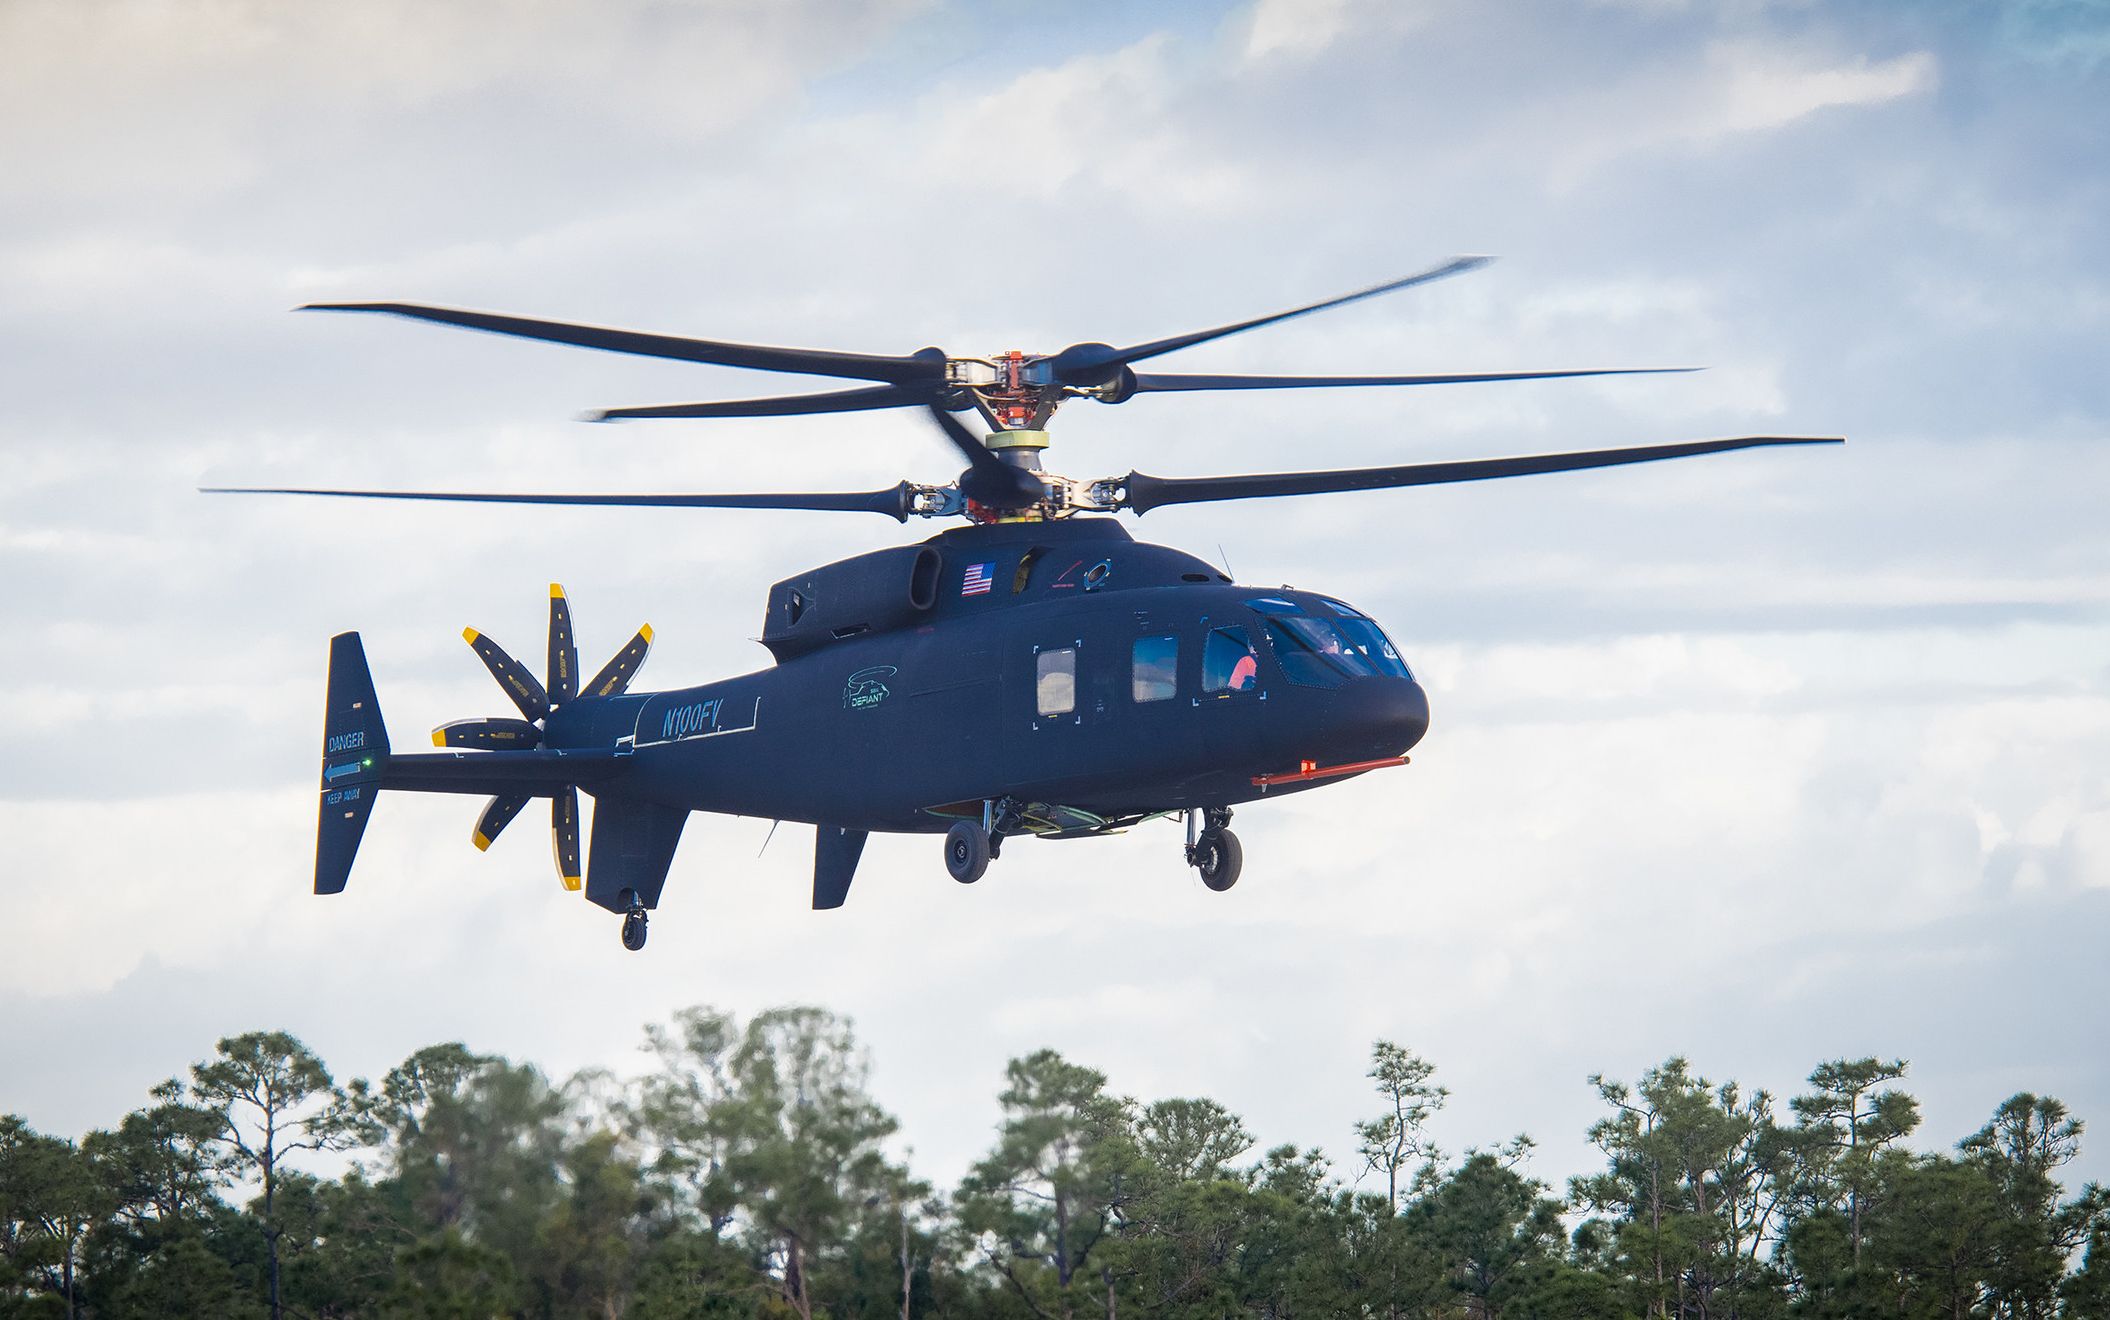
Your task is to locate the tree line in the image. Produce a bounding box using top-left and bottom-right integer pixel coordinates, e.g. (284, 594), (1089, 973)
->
(2, 1005), (2105, 1318)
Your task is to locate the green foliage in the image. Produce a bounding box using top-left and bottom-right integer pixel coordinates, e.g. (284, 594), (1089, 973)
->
(10, 1016), (2105, 1319)
(1355, 1040), (1448, 1213)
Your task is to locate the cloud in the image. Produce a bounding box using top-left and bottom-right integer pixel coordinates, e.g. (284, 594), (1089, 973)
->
(1238, 0), (1442, 64)
(923, 37), (1253, 213)
(1542, 40), (1938, 189)
(1707, 42), (1938, 136)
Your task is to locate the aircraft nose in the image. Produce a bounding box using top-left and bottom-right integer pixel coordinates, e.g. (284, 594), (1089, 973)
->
(1374, 677), (1430, 754)
(1324, 676), (1429, 762)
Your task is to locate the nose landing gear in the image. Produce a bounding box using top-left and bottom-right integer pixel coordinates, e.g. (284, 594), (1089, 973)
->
(1186, 807), (1242, 892)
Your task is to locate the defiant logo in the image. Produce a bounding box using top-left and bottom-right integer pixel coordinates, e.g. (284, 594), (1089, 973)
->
(843, 665), (897, 711)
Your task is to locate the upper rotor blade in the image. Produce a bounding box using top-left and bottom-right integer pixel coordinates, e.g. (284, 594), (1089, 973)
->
(1129, 366), (1699, 393)
(1115, 436), (1844, 515)
(204, 483), (921, 521)
(548, 584), (577, 706)
(1089, 256), (1491, 372)
(300, 303), (947, 386)
(588, 384), (940, 421)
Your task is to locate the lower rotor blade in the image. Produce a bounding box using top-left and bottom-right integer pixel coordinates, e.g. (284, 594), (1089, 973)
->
(203, 483), (920, 522)
(552, 788), (582, 892)
(583, 626), (653, 698)
(473, 794), (531, 851)
(1129, 367), (1698, 393)
(432, 718), (542, 750)
(463, 629), (550, 721)
(548, 585), (577, 705)
(1115, 436), (1844, 514)
(587, 384), (932, 421)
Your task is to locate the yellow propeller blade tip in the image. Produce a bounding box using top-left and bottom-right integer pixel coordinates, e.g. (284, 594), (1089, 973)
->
(561, 874), (582, 892)
(472, 831), (493, 852)
(549, 583), (566, 599)
(463, 627), (481, 644)
(640, 624), (655, 643)
(431, 729), (447, 747)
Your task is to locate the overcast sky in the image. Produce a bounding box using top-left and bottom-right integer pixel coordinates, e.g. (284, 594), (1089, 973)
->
(4, 0), (2107, 1199)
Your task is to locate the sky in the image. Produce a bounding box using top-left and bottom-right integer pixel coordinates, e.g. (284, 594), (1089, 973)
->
(3, 0), (2108, 1204)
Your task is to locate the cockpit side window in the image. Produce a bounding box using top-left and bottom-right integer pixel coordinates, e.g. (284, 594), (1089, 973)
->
(1244, 595), (1413, 683)
(1202, 626), (1258, 693)
(1262, 616), (1382, 686)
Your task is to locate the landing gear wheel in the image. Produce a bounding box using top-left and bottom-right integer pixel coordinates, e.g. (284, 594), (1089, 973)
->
(1194, 829), (1243, 892)
(620, 905), (649, 951)
(945, 820), (991, 884)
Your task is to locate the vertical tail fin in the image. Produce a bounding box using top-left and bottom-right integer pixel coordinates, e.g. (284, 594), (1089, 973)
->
(316, 633), (391, 895)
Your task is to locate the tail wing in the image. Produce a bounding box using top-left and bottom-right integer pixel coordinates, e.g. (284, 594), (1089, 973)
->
(314, 631), (621, 896)
(317, 633), (390, 894)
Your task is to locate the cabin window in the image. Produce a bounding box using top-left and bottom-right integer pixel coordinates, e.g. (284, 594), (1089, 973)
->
(1202, 626), (1258, 693)
(1131, 635), (1177, 702)
(1036, 648), (1076, 716)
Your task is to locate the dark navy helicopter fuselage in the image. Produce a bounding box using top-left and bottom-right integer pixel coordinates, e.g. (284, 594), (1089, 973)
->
(322, 518), (1429, 945)
(582, 519), (1425, 829)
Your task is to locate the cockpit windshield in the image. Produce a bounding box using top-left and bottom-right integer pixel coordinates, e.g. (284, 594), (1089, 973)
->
(1248, 596), (1413, 684)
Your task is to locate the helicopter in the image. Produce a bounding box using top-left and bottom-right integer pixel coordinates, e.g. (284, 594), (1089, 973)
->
(216, 256), (1840, 950)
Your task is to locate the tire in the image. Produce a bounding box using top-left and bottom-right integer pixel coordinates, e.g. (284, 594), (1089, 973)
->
(1195, 829), (1242, 892)
(945, 820), (991, 884)
(620, 909), (648, 951)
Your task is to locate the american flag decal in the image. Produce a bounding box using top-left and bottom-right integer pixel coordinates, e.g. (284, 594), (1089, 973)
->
(961, 562), (994, 596)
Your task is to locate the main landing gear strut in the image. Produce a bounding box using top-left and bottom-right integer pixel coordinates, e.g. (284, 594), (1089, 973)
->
(1186, 807), (1242, 892)
(618, 891), (649, 951)
(945, 798), (1019, 885)
(941, 801), (1242, 891)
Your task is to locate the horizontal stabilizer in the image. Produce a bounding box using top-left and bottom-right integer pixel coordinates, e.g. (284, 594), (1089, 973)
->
(380, 748), (622, 796)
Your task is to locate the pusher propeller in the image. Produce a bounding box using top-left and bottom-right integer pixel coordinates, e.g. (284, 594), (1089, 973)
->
(441, 584), (653, 891)
(583, 625), (654, 698)
(463, 628), (548, 721)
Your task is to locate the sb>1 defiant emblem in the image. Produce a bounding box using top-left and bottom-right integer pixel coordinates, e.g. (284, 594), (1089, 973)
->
(844, 665), (897, 711)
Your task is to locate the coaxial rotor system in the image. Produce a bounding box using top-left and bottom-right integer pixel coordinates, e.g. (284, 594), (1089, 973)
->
(211, 256), (1841, 521)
